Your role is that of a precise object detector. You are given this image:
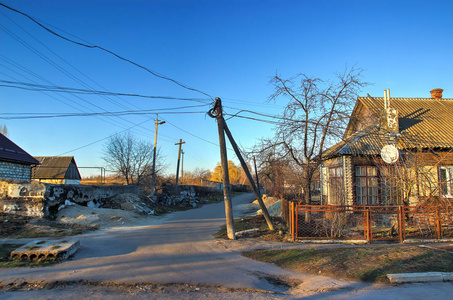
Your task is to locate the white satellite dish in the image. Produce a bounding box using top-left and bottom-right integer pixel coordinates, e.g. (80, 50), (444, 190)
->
(381, 145), (399, 164)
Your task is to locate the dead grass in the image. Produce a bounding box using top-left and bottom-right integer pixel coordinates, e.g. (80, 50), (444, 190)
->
(0, 213), (97, 239)
(243, 245), (453, 283)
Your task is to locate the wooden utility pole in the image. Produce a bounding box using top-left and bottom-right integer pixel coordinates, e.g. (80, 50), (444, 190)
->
(253, 156), (260, 195)
(222, 119), (274, 231)
(209, 98), (236, 240)
(181, 149), (185, 185)
(151, 114), (165, 197)
(175, 139), (185, 189)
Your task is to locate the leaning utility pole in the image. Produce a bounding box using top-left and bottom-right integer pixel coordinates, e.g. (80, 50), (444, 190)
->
(222, 119), (274, 231)
(253, 156), (261, 195)
(175, 139), (185, 189)
(151, 114), (165, 197)
(208, 98), (236, 240)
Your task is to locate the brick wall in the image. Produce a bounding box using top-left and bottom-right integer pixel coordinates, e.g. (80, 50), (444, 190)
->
(0, 161), (31, 181)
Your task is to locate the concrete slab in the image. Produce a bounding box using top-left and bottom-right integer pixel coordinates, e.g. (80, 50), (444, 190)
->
(10, 239), (80, 261)
(387, 272), (453, 283)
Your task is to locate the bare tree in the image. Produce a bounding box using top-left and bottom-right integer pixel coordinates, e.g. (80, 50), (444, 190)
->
(183, 168), (212, 185)
(1, 125), (7, 136)
(102, 132), (163, 185)
(254, 67), (368, 207)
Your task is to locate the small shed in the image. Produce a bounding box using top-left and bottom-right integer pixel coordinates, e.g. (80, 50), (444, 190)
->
(32, 156), (82, 184)
(0, 133), (39, 181)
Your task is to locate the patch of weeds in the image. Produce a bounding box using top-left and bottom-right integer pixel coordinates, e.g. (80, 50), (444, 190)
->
(216, 215), (289, 242)
(26, 246), (40, 251)
(36, 241), (46, 245)
(0, 244), (23, 261)
(51, 245), (61, 250)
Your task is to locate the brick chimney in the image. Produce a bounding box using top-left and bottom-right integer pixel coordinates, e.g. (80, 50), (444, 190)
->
(430, 88), (443, 99)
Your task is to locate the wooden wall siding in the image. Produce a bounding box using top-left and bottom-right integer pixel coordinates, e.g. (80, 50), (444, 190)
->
(343, 156), (354, 206)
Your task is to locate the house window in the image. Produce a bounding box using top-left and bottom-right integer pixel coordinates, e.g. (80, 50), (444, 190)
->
(439, 166), (453, 197)
(329, 166), (344, 204)
(355, 166), (378, 205)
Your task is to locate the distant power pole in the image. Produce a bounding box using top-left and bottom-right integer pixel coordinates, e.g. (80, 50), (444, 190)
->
(181, 149), (185, 185)
(151, 114), (165, 197)
(175, 139), (185, 189)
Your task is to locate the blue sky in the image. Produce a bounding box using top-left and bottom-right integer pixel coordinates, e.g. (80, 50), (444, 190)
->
(1, 0), (452, 178)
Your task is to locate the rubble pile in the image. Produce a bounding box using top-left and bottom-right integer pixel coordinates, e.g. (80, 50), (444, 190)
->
(52, 185), (220, 218)
(105, 189), (206, 215)
(150, 194), (201, 209)
(253, 195), (282, 218)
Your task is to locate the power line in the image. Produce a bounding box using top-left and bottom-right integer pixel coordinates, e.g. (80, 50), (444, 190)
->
(0, 2), (214, 100)
(0, 62), (155, 139)
(1, 10), (135, 111)
(57, 118), (153, 156)
(0, 80), (212, 103)
(163, 119), (219, 147)
(0, 105), (205, 120)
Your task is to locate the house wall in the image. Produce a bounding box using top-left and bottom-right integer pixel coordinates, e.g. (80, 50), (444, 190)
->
(36, 179), (81, 185)
(0, 161), (32, 181)
(322, 151), (453, 206)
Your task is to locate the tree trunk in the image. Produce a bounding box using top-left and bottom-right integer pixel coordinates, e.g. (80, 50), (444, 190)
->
(304, 180), (312, 222)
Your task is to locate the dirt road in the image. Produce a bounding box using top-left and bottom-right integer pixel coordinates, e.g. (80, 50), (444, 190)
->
(0, 193), (452, 299)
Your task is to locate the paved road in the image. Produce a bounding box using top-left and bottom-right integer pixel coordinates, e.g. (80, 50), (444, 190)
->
(0, 193), (350, 292)
(0, 193), (452, 298)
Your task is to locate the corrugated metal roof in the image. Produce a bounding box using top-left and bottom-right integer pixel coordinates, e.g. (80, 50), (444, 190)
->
(32, 156), (81, 180)
(359, 96), (453, 149)
(0, 133), (39, 165)
(323, 96), (453, 158)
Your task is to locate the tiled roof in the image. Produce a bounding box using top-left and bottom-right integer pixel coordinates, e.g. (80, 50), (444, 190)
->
(323, 96), (453, 158)
(0, 133), (39, 165)
(32, 156), (81, 180)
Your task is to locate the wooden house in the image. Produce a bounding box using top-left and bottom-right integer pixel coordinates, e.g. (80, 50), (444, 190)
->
(321, 88), (453, 206)
(32, 156), (81, 184)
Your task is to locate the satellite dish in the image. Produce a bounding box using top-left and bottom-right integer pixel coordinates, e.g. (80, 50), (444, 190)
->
(381, 145), (399, 164)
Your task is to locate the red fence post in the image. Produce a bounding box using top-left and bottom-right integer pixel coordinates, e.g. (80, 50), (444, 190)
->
(294, 202), (299, 240)
(366, 208), (372, 243)
(290, 201), (295, 241)
(398, 206), (404, 243)
(436, 206), (442, 239)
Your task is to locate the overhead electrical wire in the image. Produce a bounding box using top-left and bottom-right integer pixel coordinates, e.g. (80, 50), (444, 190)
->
(57, 118), (153, 156)
(0, 80), (212, 103)
(0, 26), (158, 138)
(1, 12), (164, 139)
(0, 2), (214, 101)
(0, 60), (154, 137)
(0, 107), (208, 120)
(0, 10), (136, 111)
